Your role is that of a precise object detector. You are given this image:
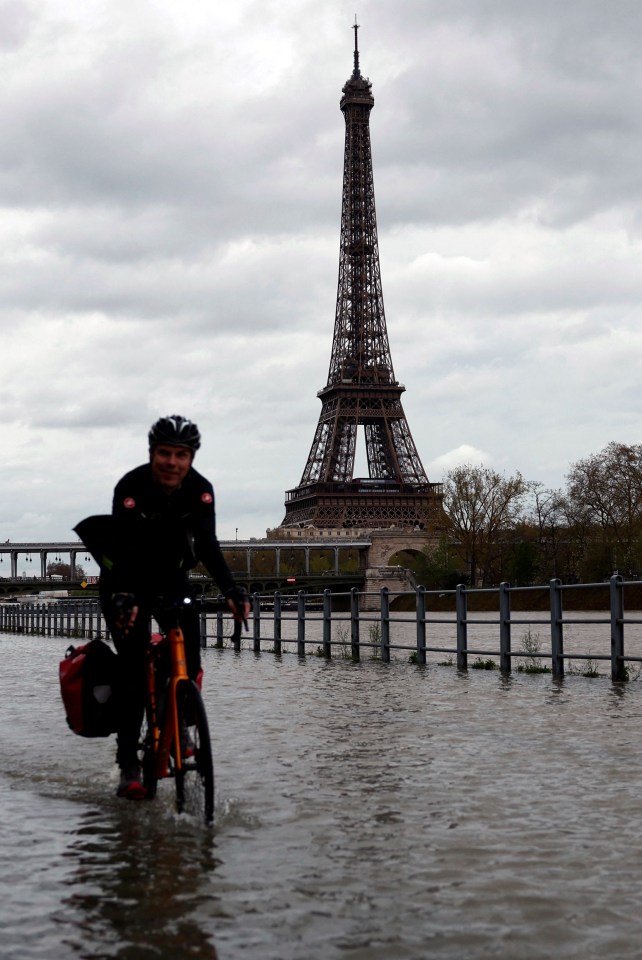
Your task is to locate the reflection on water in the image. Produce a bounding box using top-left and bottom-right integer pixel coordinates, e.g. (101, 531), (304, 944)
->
(2, 632), (642, 959)
(59, 809), (221, 959)
(0, 780), (222, 960)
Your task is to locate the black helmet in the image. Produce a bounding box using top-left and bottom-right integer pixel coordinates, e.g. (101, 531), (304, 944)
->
(148, 415), (201, 452)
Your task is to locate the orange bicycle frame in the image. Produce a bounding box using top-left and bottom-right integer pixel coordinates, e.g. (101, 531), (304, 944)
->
(145, 624), (190, 779)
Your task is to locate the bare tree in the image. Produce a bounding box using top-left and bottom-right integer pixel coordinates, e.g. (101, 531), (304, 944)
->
(566, 442), (642, 577)
(443, 465), (531, 586)
(527, 484), (567, 578)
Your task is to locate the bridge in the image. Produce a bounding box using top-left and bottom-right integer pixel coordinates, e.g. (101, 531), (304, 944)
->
(0, 529), (439, 599)
(0, 542), (91, 582)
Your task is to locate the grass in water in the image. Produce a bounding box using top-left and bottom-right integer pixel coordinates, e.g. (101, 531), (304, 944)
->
(567, 655), (601, 678)
(471, 657), (497, 670)
(334, 624), (353, 660)
(517, 627), (551, 674)
(369, 622), (381, 660)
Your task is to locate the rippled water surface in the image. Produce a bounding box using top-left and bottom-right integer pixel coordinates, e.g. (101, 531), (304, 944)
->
(2, 630), (642, 959)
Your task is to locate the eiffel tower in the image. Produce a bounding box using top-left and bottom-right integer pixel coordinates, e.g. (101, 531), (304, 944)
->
(281, 24), (443, 530)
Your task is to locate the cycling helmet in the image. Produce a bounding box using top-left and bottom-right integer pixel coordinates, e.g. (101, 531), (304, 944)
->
(148, 415), (201, 452)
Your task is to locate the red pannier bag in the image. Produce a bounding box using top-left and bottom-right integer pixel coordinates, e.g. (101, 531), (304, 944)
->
(59, 639), (120, 737)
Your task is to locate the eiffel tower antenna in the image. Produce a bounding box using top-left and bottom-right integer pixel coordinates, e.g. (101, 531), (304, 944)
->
(353, 15), (360, 78)
(280, 25), (443, 530)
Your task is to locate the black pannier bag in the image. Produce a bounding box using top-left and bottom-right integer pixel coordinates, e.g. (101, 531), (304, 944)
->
(59, 639), (120, 737)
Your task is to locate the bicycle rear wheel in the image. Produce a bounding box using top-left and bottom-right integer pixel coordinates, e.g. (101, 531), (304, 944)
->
(174, 680), (214, 825)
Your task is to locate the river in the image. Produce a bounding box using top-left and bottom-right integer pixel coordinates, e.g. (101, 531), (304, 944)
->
(2, 628), (642, 959)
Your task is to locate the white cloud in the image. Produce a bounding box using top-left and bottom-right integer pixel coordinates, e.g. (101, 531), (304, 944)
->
(426, 445), (493, 479)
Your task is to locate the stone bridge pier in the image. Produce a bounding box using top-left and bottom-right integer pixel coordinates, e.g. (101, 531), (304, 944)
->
(362, 529), (440, 609)
(366, 529), (437, 566)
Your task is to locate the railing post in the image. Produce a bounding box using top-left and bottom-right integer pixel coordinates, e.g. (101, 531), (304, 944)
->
(252, 593), (261, 652)
(350, 587), (360, 661)
(610, 574), (625, 681)
(380, 587), (390, 663)
(199, 609), (207, 649)
(215, 607), (224, 648)
(297, 590), (306, 657)
(499, 581), (511, 674)
(456, 583), (468, 670)
(415, 585), (426, 666)
(273, 591), (282, 655)
(323, 588), (332, 658)
(550, 578), (564, 677)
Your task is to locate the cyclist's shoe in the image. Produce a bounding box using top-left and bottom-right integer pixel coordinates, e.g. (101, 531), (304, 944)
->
(117, 766), (146, 800)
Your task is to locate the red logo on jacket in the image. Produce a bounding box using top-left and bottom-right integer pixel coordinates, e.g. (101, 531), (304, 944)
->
(201, 492), (213, 504)
(123, 497), (136, 509)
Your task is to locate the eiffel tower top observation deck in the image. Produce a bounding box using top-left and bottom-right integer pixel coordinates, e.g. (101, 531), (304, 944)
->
(281, 24), (443, 531)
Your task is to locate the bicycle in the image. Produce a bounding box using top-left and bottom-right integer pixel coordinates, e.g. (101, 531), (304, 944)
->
(139, 596), (242, 825)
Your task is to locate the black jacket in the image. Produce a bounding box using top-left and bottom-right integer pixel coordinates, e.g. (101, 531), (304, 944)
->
(76, 463), (235, 600)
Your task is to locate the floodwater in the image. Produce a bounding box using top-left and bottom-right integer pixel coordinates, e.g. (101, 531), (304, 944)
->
(2, 627), (642, 959)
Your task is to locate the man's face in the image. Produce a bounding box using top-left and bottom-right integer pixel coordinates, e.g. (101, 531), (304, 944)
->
(150, 444), (193, 493)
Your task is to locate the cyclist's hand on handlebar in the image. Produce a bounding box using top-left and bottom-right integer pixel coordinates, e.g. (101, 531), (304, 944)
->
(112, 592), (139, 635)
(225, 586), (250, 630)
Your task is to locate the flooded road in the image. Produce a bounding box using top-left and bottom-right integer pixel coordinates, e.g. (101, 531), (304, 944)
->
(2, 631), (642, 959)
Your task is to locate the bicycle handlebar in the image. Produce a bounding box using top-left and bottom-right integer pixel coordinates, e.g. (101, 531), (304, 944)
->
(153, 595), (246, 642)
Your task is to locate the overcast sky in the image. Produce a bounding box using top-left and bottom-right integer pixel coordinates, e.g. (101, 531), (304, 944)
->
(2, 0), (642, 550)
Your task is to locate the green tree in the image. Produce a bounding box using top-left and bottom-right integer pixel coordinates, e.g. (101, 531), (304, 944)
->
(422, 536), (465, 589)
(47, 561), (86, 580)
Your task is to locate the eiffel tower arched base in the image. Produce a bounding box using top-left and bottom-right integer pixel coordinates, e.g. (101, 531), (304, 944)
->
(282, 480), (445, 531)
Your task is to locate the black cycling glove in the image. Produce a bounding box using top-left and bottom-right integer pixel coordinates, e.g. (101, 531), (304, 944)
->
(111, 592), (138, 634)
(225, 585), (249, 624)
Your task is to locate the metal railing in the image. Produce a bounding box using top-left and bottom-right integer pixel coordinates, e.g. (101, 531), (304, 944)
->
(1, 576), (640, 681)
(200, 575), (641, 681)
(0, 599), (107, 640)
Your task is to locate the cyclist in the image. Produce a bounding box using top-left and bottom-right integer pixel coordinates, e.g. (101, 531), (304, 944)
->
(77, 415), (249, 799)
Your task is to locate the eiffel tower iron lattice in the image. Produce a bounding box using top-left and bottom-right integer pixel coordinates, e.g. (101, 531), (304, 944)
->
(281, 24), (444, 530)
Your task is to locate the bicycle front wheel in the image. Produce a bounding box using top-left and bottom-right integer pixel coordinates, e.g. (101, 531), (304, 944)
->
(140, 712), (158, 801)
(174, 680), (215, 825)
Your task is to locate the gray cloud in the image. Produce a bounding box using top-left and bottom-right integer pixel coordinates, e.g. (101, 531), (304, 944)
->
(0, 0), (640, 543)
